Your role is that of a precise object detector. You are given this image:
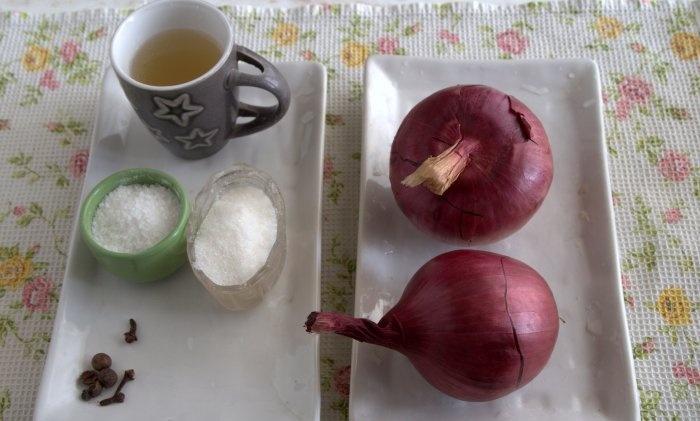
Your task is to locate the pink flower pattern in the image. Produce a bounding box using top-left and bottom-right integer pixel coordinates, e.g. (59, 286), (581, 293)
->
(618, 76), (653, 105)
(60, 40), (81, 63)
(672, 362), (700, 385)
(621, 273), (632, 290)
(658, 150), (692, 182)
(496, 28), (529, 55)
(21, 276), (54, 313)
(377, 36), (399, 55)
(333, 364), (351, 397)
(12, 206), (26, 216)
(641, 338), (656, 353)
(323, 156), (335, 181)
(69, 148), (89, 178)
(45, 122), (61, 132)
(621, 273), (635, 307)
(438, 29), (460, 45)
(671, 108), (690, 120)
(406, 23), (422, 35)
(630, 42), (647, 53)
(663, 208), (683, 224)
(39, 69), (59, 91)
(615, 98), (632, 121)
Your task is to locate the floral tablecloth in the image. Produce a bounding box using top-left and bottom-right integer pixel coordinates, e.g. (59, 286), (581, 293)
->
(0, 0), (699, 420)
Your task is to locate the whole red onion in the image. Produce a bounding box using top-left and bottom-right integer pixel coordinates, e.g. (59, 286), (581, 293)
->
(305, 249), (559, 402)
(389, 85), (553, 244)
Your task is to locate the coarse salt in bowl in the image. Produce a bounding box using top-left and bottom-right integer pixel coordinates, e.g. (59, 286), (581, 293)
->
(187, 163), (286, 311)
(79, 167), (191, 283)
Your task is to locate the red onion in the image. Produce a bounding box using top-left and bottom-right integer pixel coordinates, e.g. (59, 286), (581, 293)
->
(389, 85), (553, 244)
(305, 249), (559, 402)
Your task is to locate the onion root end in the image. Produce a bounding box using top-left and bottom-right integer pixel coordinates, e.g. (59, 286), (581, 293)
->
(401, 140), (468, 195)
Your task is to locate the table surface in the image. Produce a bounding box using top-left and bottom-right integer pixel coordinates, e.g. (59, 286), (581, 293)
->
(0, 1), (698, 421)
(1, 0), (538, 10)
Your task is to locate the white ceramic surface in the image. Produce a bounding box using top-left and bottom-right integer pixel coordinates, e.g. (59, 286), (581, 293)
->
(33, 61), (325, 421)
(351, 56), (638, 421)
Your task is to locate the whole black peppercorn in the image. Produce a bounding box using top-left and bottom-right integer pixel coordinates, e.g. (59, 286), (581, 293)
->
(98, 368), (118, 388)
(91, 353), (112, 371)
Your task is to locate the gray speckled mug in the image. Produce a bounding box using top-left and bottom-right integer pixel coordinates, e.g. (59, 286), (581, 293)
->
(110, 0), (290, 160)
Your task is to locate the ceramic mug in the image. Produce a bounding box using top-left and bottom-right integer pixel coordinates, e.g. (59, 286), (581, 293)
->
(110, 0), (291, 160)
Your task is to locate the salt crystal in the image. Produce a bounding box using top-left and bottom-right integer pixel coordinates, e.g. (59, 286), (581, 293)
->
(192, 185), (277, 286)
(92, 184), (181, 253)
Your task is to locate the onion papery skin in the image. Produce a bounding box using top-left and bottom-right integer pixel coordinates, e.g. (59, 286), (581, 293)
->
(305, 250), (559, 402)
(389, 85), (553, 245)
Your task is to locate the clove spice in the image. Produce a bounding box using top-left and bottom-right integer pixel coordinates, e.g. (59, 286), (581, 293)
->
(99, 369), (135, 406)
(124, 318), (138, 343)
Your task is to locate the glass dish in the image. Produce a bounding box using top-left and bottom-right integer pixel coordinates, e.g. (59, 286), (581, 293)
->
(187, 164), (286, 310)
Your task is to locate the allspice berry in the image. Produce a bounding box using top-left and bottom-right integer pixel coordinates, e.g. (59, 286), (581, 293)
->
(91, 353), (112, 371)
(78, 370), (98, 385)
(98, 368), (118, 388)
(88, 381), (103, 398)
(81, 381), (102, 401)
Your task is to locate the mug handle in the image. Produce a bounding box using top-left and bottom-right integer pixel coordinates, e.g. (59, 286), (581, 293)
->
(228, 46), (291, 138)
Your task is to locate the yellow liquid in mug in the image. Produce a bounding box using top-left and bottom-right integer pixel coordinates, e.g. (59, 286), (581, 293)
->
(130, 29), (222, 86)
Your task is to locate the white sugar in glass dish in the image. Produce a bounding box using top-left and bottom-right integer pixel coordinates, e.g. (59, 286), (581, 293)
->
(187, 164), (286, 311)
(192, 184), (277, 286)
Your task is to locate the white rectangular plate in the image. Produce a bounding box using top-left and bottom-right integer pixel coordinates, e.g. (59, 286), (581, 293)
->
(34, 61), (325, 421)
(351, 56), (638, 421)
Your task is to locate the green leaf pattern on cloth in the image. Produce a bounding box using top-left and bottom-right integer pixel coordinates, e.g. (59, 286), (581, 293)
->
(0, 1), (699, 420)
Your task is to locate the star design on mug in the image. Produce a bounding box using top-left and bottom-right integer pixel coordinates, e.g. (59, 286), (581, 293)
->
(148, 126), (170, 143)
(152, 93), (204, 127)
(174, 127), (219, 150)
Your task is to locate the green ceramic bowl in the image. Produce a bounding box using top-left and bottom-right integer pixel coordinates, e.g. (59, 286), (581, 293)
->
(79, 168), (191, 283)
